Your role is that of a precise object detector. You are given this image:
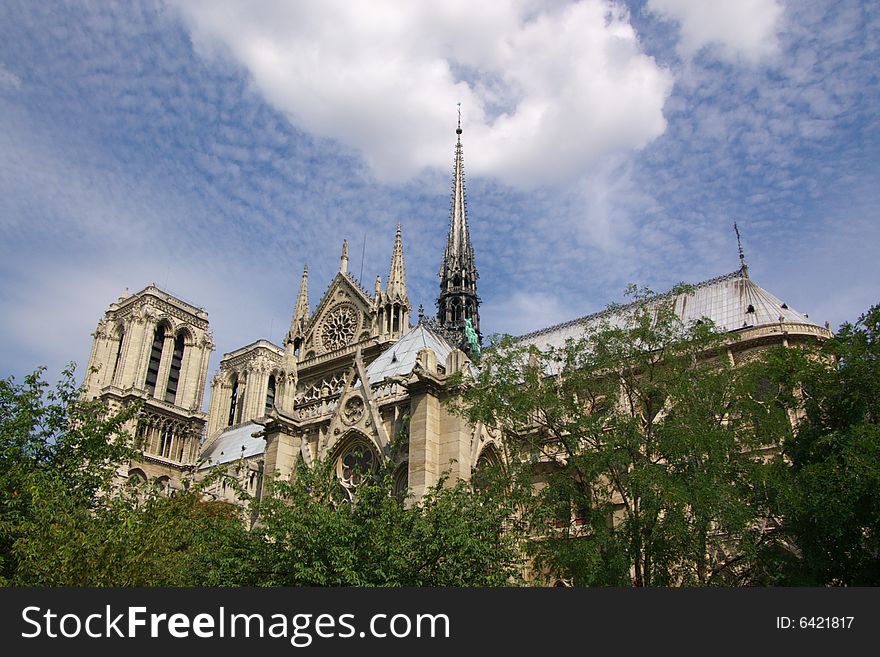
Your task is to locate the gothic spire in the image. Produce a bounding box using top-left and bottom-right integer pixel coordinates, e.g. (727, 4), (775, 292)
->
(386, 223), (408, 301)
(442, 110), (475, 277)
(437, 111), (481, 348)
(285, 264), (309, 349)
(377, 224), (410, 338)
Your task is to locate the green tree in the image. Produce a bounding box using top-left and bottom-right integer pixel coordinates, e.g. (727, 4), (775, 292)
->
(774, 303), (880, 584)
(1, 364), (251, 586)
(2, 365), (523, 587)
(10, 481), (251, 586)
(0, 364), (139, 584)
(243, 458), (524, 586)
(453, 286), (794, 586)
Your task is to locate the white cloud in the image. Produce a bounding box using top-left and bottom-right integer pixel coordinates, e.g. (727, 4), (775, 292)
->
(0, 63), (21, 91)
(173, 0), (672, 186)
(481, 290), (576, 337)
(647, 0), (784, 63)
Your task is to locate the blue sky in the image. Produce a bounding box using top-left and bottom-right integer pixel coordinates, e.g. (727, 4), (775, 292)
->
(1, 0), (878, 387)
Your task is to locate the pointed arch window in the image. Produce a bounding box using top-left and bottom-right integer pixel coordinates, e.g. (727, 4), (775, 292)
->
(227, 375), (239, 427)
(335, 436), (378, 501)
(159, 426), (172, 459)
(451, 300), (462, 324)
(236, 380), (246, 424)
(265, 374), (277, 414)
(164, 333), (185, 404)
(144, 325), (166, 395)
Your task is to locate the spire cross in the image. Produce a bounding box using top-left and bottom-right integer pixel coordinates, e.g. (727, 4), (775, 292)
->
(456, 102), (462, 135)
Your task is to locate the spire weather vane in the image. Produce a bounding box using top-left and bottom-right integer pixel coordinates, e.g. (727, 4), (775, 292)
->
(734, 222), (749, 277)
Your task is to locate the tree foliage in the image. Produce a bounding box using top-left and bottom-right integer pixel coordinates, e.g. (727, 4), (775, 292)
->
(453, 286), (796, 586)
(231, 458), (523, 586)
(0, 364), (139, 584)
(1, 365), (521, 586)
(773, 303), (880, 584)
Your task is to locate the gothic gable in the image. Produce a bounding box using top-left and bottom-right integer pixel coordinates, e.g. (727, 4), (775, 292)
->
(300, 273), (376, 359)
(319, 349), (390, 461)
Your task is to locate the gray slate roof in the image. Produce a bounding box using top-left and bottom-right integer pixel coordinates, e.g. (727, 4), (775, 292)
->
(519, 269), (819, 352)
(199, 421), (265, 469)
(366, 324), (456, 383)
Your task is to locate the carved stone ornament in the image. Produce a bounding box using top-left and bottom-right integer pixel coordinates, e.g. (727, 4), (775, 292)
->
(341, 395), (365, 426)
(320, 304), (359, 351)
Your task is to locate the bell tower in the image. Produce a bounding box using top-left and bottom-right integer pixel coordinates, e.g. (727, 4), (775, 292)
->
(84, 286), (214, 489)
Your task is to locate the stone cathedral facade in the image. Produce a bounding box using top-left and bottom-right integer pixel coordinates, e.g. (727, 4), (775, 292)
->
(83, 127), (831, 505)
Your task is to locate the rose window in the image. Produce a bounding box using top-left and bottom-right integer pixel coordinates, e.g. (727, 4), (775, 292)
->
(320, 305), (359, 351)
(342, 395), (365, 425)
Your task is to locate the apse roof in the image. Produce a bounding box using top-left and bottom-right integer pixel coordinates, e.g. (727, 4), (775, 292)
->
(198, 421), (265, 469)
(365, 324), (456, 383)
(519, 269), (821, 352)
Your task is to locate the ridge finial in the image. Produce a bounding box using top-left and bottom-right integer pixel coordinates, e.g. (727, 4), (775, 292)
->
(340, 239), (349, 274)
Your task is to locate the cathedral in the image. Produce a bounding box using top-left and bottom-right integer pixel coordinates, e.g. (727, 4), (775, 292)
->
(82, 125), (831, 506)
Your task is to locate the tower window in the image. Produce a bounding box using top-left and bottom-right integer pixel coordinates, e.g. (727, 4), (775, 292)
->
(265, 374), (277, 414)
(164, 334), (185, 404)
(111, 327), (125, 383)
(227, 376), (238, 427)
(159, 427), (172, 459)
(236, 380), (246, 424)
(144, 325), (166, 395)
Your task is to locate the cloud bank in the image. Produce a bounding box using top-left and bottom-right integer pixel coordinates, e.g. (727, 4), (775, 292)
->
(174, 0), (673, 186)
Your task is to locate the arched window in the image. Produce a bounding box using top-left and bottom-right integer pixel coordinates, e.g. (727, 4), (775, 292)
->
(111, 326), (125, 383)
(451, 301), (461, 324)
(164, 333), (185, 404)
(127, 468), (147, 485)
(265, 374), (277, 414)
(159, 427), (172, 458)
(393, 463), (409, 501)
(227, 375), (239, 427)
(144, 325), (166, 395)
(473, 446), (501, 492)
(335, 436), (378, 501)
(236, 379), (246, 424)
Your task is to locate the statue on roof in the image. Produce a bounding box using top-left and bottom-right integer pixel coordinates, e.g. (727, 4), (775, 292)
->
(464, 318), (481, 358)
